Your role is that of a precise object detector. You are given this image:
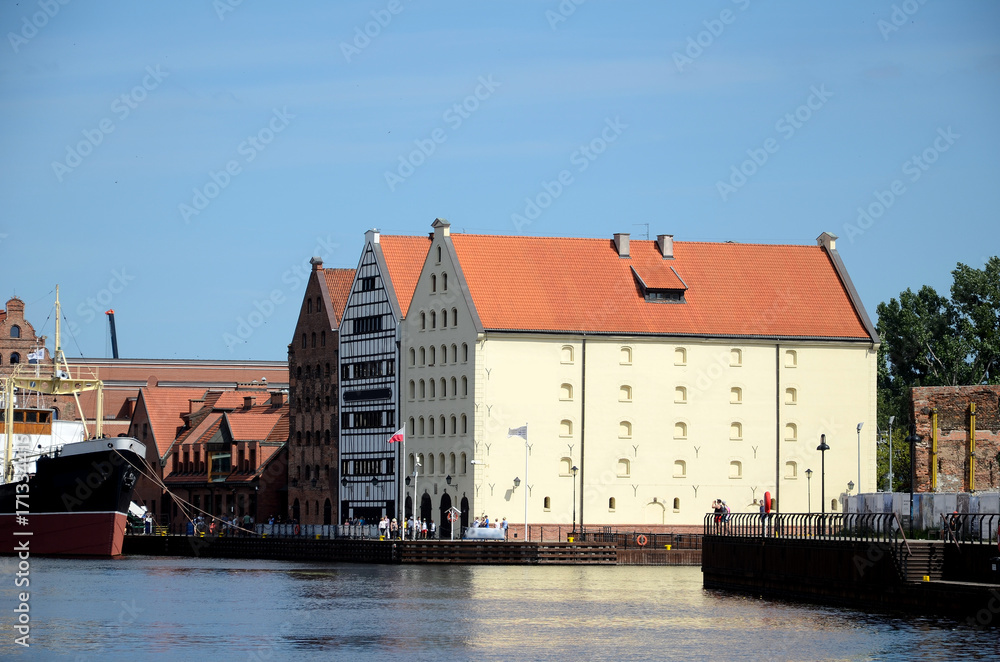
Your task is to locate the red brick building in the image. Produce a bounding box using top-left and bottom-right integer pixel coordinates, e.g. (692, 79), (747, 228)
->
(912, 385), (1000, 492)
(286, 258), (353, 524)
(161, 389), (290, 527)
(0, 296), (62, 414)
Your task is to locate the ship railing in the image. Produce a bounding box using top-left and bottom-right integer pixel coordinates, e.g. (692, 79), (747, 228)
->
(703, 512), (905, 544)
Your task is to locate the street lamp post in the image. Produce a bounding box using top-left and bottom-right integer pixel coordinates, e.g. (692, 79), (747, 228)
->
(412, 461), (421, 540)
(856, 422), (863, 495)
(888, 416), (895, 493)
(817, 434), (830, 535)
(571, 465), (579, 534)
(805, 468), (813, 514)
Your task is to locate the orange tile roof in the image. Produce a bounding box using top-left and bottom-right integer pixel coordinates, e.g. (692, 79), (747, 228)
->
(210, 390), (270, 410)
(136, 386), (208, 457)
(225, 410), (284, 441)
(450, 235), (871, 339)
(323, 268), (355, 325)
(380, 235), (431, 317)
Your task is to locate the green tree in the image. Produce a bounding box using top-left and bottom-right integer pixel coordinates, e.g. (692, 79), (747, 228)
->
(875, 257), (999, 488)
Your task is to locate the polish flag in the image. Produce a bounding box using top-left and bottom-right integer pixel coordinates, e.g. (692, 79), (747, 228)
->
(388, 428), (405, 443)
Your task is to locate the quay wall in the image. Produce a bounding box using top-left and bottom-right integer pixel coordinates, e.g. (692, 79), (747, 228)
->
(703, 536), (1000, 626)
(123, 535), (701, 565)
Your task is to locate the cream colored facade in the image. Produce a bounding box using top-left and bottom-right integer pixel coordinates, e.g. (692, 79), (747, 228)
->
(400, 222), (878, 529)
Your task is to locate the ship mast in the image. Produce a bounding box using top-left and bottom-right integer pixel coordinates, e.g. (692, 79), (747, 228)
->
(3, 286), (106, 482)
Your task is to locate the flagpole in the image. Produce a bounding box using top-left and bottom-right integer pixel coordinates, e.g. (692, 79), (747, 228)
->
(400, 432), (405, 536)
(524, 431), (528, 543)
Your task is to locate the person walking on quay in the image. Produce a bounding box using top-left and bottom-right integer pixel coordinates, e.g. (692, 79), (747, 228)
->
(390, 518), (399, 539)
(712, 500), (724, 533)
(429, 520), (436, 539)
(421, 519), (429, 539)
(501, 517), (508, 540)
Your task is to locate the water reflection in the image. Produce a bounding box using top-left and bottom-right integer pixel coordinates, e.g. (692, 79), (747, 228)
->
(11, 557), (994, 661)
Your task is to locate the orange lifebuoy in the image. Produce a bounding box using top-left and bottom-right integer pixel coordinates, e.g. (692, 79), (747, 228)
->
(636, 534), (648, 547)
(294, 524), (301, 536)
(447, 512), (458, 523)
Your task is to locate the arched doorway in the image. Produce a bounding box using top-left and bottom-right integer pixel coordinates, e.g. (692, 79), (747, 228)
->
(460, 496), (470, 530)
(405, 495), (413, 519)
(420, 493), (432, 524)
(323, 499), (332, 525)
(439, 493), (453, 539)
(644, 501), (665, 525)
(292, 498), (301, 523)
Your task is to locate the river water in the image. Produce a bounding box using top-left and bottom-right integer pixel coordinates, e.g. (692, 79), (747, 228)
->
(1, 556), (994, 661)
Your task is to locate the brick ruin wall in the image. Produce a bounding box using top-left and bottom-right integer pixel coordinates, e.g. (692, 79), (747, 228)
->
(912, 385), (1000, 492)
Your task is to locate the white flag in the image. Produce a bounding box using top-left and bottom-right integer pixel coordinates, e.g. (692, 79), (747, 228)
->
(507, 425), (527, 440)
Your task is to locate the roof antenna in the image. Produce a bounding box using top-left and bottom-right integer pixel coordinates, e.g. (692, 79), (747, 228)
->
(632, 223), (649, 240)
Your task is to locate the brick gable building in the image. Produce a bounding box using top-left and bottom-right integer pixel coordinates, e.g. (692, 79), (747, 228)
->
(286, 259), (353, 524)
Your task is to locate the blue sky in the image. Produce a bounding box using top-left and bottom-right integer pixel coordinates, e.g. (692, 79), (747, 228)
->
(2, 1), (998, 360)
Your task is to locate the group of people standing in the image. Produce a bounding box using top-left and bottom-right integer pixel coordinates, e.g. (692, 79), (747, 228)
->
(375, 515), (437, 539)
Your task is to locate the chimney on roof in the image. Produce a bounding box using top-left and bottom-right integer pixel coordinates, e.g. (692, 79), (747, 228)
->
(817, 232), (838, 252)
(310, 257), (323, 272)
(432, 218), (451, 238)
(657, 234), (674, 260)
(189, 399), (200, 415)
(613, 233), (630, 258)
(365, 228), (380, 245)
(270, 391), (285, 407)
(243, 396), (254, 410)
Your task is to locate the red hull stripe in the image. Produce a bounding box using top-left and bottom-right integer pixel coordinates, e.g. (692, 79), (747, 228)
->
(0, 511), (128, 557)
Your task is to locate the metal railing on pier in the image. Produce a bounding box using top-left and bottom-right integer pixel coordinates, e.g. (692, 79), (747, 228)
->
(703, 512), (908, 546)
(941, 513), (999, 545)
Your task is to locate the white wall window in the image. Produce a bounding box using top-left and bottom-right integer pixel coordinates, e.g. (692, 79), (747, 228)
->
(617, 458), (630, 477)
(673, 460), (686, 478)
(785, 387), (798, 405)
(730, 461), (742, 479)
(674, 347), (687, 366)
(730, 422), (743, 440)
(785, 350), (797, 367)
(609, 497), (616, 511)
(560, 419), (573, 437)
(619, 385), (632, 402)
(730, 348), (742, 366)
(784, 461), (797, 479)
(619, 421), (632, 438)
(672, 497), (680, 512)
(543, 497), (551, 511)
(731, 387), (743, 404)
(560, 457), (573, 476)
(675, 386), (687, 404)
(674, 422), (687, 439)
(620, 347), (632, 365)
(560, 383), (573, 401)
(561, 345), (574, 364)
(785, 423), (798, 441)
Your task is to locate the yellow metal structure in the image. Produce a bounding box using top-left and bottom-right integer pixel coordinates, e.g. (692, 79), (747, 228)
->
(969, 402), (976, 492)
(930, 408), (938, 491)
(2, 286), (106, 482)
